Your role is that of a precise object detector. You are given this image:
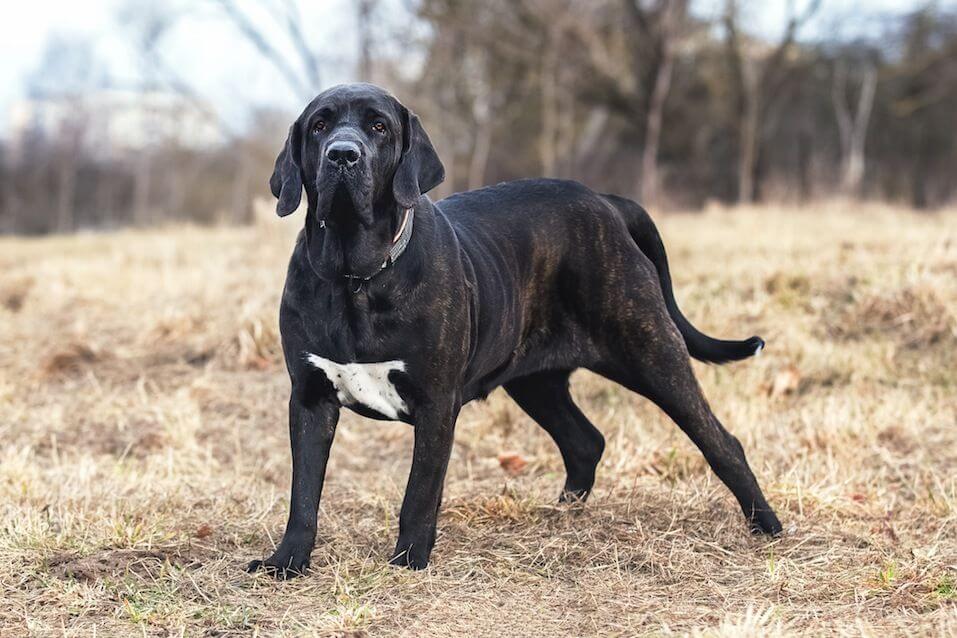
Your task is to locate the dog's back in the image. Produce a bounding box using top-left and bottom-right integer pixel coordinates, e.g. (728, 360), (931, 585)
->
(437, 178), (763, 367)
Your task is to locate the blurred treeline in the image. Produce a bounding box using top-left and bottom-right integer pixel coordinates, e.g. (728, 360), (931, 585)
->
(2, 1), (956, 235)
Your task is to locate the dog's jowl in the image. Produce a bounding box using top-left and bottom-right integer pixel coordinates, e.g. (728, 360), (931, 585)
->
(247, 82), (781, 578)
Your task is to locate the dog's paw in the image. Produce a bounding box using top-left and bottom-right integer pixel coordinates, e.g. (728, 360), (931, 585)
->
(558, 487), (591, 504)
(246, 551), (311, 579)
(749, 509), (783, 537)
(388, 541), (431, 570)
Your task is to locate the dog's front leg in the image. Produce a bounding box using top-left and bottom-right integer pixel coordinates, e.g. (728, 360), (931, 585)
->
(389, 400), (460, 570)
(247, 395), (339, 579)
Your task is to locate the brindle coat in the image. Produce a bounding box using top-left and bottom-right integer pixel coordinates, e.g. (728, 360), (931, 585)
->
(247, 83), (781, 577)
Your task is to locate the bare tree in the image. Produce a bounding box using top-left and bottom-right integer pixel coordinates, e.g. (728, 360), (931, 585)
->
(724, 0), (821, 203)
(572, 0), (689, 202)
(524, 0), (577, 177)
(25, 37), (103, 232)
(7, 0), (957, 235)
(539, 14), (563, 177)
(119, 1), (237, 137)
(54, 118), (85, 233)
(463, 49), (512, 190)
(832, 58), (877, 195)
(627, 0), (688, 205)
(214, 0), (322, 99)
(357, 0), (378, 81)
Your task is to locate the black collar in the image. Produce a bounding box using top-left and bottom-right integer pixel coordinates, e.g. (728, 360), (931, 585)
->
(342, 207), (414, 290)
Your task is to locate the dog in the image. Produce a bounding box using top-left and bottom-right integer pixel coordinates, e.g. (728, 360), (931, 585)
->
(247, 83), (781, 578)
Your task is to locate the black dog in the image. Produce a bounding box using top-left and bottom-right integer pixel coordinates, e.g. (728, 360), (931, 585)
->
(247, 83), (781, 577)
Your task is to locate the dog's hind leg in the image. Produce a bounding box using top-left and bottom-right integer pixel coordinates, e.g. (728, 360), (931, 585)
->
(505, 370), (605, 502)
(598, 311), (782, 535)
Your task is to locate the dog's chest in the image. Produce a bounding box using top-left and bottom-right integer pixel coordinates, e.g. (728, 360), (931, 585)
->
(305, 354), (408, 419)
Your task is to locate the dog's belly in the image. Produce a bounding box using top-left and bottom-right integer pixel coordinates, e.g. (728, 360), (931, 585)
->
(305, 354), (408, 419)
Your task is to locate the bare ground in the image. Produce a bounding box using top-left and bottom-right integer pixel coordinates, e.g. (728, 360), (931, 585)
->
(1, 203), (955, 636)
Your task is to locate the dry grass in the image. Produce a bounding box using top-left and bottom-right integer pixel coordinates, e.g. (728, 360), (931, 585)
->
(1, 201), (955, 636)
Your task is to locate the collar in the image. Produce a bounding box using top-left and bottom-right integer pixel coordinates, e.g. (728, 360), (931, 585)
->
(342, 207), (414, 289)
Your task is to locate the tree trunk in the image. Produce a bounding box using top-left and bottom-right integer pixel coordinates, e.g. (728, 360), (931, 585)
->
(540, 32), (560, 177)
(639, 1), (682, 205)
(0, 167), (12, 233)
(95, 163), (114, 227)
(841, 64), (877, 195)
(797, 124), (813, 202)
(133, 152), (152, 226)
(357, 0), (375, 82)
(738, 78), (760, 204)
(725, 0), (819, 204)
(55, 152), (77, 233)
(468, 124), (492, 190)
(467, 84), (493, 189)
(230, 148), (251, 224)
(912, 123), (930, 209)
(640, 40), (674, 204)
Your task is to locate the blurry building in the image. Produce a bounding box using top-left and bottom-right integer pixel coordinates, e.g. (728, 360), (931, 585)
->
(7, 89), (224, 161)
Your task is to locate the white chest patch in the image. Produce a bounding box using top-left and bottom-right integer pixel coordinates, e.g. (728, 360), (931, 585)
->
(305, 354), (408, 420)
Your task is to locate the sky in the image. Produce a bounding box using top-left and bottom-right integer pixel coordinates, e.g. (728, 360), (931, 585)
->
(0, 0), (366, 136)
(0, 0), (948, 137)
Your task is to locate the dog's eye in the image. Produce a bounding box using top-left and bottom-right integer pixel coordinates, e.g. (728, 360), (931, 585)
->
(312, 120), (326, 134)
(371, 121), (387, 134)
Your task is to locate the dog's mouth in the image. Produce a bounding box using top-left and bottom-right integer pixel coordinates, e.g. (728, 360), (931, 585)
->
(317, 168), (373, 228)
(329, 182), (358, 225)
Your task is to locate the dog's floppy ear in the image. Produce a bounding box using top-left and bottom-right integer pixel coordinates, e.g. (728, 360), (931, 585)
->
(269, 124), (303, 217)
(392, 106), (445, 209)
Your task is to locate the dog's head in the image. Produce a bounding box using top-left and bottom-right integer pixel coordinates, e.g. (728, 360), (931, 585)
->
(270, 83), (444, 279)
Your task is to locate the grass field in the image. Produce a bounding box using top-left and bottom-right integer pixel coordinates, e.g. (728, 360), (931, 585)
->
(1, 202), (955, 636)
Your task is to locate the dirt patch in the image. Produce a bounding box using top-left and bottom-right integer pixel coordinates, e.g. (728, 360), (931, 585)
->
(39, 343), (105, 378)
(33, 420), (168, 460)
(824, 285), (955, 349)
(48, 548), (197, 582)
(0, 276), (33, 312)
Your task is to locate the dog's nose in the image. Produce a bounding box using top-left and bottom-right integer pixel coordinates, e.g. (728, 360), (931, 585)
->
(326, 141), (361, 167)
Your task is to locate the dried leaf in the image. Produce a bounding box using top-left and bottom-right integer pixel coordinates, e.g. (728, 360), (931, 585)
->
(497, 452), (527, 476)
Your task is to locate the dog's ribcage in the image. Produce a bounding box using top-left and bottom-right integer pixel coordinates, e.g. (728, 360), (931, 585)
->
(304, 354), (407, 419)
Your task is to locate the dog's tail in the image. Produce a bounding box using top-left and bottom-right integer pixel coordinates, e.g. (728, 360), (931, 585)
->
(611, 196), (764, 364)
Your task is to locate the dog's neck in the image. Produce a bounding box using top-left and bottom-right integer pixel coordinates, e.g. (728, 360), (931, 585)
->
(303, 199), (415, 286)
(342, 206), (414, 285)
